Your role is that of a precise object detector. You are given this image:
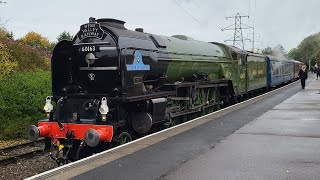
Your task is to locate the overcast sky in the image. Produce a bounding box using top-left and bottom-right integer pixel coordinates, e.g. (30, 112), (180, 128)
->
(1, 0), (319, 51)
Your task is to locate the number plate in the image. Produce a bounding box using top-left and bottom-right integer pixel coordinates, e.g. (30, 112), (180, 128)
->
(79, 45), (98, 52)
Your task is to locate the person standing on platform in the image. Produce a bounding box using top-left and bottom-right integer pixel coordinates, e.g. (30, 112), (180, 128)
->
(299, 66), (308, 89)
(317, 67), (320, 80)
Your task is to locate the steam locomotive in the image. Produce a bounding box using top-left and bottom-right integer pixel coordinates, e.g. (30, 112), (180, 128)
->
(27, 17), (303, 164)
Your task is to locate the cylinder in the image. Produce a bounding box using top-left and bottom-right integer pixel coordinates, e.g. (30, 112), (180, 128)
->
(131, 112), (152, 134)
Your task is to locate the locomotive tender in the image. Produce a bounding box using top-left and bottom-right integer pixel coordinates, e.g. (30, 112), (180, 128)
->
(27, 17), (303, 163)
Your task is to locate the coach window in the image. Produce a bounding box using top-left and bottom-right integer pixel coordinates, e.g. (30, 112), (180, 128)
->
(285, 64), (287, 74)
(284, 64), (286, 74)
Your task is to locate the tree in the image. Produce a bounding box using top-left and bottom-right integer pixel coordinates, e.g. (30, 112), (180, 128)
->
(0, 27), (14, 40)
(57, 31), (73, 42)
(262, 46), (272, 55)
(288, 48), (300, 60)
(288, 33), (320, 65)
(20, 31), (52, 49)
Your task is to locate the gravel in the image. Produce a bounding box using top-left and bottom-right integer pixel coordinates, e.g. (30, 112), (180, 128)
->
(0, 139), (28, 149)
(0, 152), (58, 180)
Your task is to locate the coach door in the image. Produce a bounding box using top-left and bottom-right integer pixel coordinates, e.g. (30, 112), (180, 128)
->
(238, 54), (247, 94)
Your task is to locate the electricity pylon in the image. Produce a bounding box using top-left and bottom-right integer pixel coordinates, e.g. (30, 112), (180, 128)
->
(221, 13), (252, 50)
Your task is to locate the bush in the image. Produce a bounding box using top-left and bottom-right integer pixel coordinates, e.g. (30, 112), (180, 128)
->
(0, 42), (17, 79)
(0, 28), (52, 74)
(3, 39), (51, 71)
(0, 70), (51, 139)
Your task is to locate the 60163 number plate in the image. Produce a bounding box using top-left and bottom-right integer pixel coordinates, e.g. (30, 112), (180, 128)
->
(79, 45), (98, 52)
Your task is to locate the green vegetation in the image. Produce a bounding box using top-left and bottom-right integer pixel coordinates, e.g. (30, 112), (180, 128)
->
(0, 27), (13, 40)
(0, 27), (74, 139)
(0, 70), (51, 139)
(288, 33), (320, 66)
(57, 31), (73, 41)
(5, 39), (51, 71)
(0, 42), (17, 79)
(0, 27), (53, 139)
(20, 31), (55, 51)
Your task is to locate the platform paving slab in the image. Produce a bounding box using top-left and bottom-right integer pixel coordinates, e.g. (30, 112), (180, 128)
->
(162, 78), (320, 180)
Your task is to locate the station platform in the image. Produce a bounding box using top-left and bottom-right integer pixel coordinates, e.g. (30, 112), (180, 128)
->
(162, 77), (320, 180)
(28, 76), (318, 180)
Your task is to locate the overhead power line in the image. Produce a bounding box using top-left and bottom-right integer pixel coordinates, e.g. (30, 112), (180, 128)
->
(173, 0), (201, 25)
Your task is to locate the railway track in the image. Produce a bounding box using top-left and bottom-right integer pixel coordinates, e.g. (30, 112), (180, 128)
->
(0, 139), (45, 165)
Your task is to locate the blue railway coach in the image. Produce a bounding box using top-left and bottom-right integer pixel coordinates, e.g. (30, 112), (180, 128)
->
(267, 55), (295, 87)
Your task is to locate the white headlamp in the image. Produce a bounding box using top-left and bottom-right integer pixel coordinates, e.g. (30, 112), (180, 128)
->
(43, 96), (53, 113)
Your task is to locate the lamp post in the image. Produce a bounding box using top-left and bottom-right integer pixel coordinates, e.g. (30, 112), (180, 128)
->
(309, 59), (311, 70)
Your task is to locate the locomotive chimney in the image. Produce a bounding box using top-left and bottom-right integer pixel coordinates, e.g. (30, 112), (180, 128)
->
(89, 17), (96, 23)
(135, 28), (144, 33)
